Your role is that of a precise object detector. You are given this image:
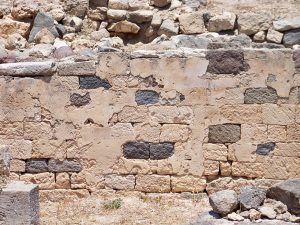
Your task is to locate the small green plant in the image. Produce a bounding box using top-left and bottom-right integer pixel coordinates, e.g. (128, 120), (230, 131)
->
(103, 198), (123, 210)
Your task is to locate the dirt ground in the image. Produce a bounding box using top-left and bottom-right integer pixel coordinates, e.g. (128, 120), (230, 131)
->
(40, 191), (211, 225)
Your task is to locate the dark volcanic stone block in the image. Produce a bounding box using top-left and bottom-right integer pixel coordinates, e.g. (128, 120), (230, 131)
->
(293, 50), (300, 69)
(283, 28), (300, 46)
(244, 87), (278, 104)
(206, 50), (249, 74)
(150, 143), (174, 160)
(240, 186), (267, 210)
(79, 76), (112, 90)
(256, 142), (275, 155)
(25, 159), (48, 173)
(123, 142), (150, 159)
(208, 124), (241, 143)
(135, 90), (160, 105)
(48, 159), (82, 172)
(70, 93), (91, 106)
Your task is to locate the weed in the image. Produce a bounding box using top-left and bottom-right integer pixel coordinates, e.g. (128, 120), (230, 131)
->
(103, 198), (123, 210)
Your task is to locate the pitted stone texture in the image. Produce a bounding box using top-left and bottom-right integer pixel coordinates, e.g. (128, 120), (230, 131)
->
(171, 176), (206, 193)
(79, 76), (112, 89)
(58, 61), (96, 76)
(48, 159), (82, 172)
(206, 50), (249, 74)
(273, 17), (300, 32)
(256, 143), (275, 155)
(240, 186), (267, 210)
(283, 28), (300, 46)
(179, 12), (206, 34)
(70, 93), (91, 106)
(238, 12), (271, 35)
(294, 50), (300, 69)
(207, 12), (236, 32)
(209, 190), (239, 216)
(150, 143), (174, 160)
(244, 87), (278, 104)
(208, 124), (241, 144)
(135, 174), (171, 192)
(135, 90), (160, 105)
(11, 0), (39, 20)
(123, 142), (150, 159)
(0, 61), (55, 76)
(105, 175), (135, 190)
(25, 159), (48, 173)
(150, 0), (171, 7)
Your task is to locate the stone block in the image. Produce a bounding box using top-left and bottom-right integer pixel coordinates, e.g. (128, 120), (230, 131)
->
(0, 61), (55, 76)
(208, 124), (241, 144)
(135, 175), (170, 192)
(160, 124), (190, 142)
(149, 143), (174, 160)
(232, 162), (263, 178)
(118, 106), (149, 123)
(203, 143), (228, 161)
(171, 176), (206, 193)
(25, 159), (48, 173)
(58, 61), (96, 76)
(135, 90), (159, 105)
(20, 172), (55, 190)
(228, 142), (256, 162)
(79, 76), (112, 89)
(256, 142), (275, 155)
(274, 143), (300, 157)
(0, 145), (10, 177)
(244, 87), (278, 104)
(238, 12), (271, 35)
(178, 12), (206, 34)
(221, 105), (262, 123)
(105, 174), (135, 190)
(55, 173), (71, 189)
(123, 142), (150, 159)
(203, 160), (219, 176)
(48, 159), (82, 172)
(70, 93), (91, 106)
(220, 162), (231, 176)
(262, 104), (295, 125)
(293, 50), (300, 69)
(0, 181), (39, 225)
(10, 159), (26, 173)
(149, 106), (193, 124)
(283, 28), (300, 46)
(267, 125), (286, 142)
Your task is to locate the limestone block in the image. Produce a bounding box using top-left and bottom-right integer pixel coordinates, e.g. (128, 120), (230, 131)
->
(57, 61), (96, 76)
(228, 142), (256, 162)
(0, 61), (55, 76)
(207, 12), (236, 32)
(149, 106), (193, 124)
(203, 143), (228, 161)
(220, 105), (262, 123)
(262, 104), (295, 125)
(238, 12), (272, 35)
(55, 173), (71, 189)
(0, 181), (39, 225)
(208, 124), (241, 144)
(104, 174), (135, 190)
(267, 125), (286, 142)
(179, 12), (206, 34)
(107, 9), (127, 21)
(134, 123), (161, 142)
(160, 124), (190, 142)
(108, 20), (140, 34)
(10, 159), (26, 173)
(109, 0), (129, 9)
(241, 124), (268, 143)
(171, 176), (206, 193)
(20, 172), (55, 190)
(0, 140), (32, 160)
(203, 160), (219, 176)
(220, 162), (231, 176)
(0, 122), (23, 138)
(135, 174), (170, 192)
(232, 162), (263, 178)
(158, 19), (179, 37)
(274, 143), (300, 157)
(97, 53), (129, 76)
(266, 28), (283, 44)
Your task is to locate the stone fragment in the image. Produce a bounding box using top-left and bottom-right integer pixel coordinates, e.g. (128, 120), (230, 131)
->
(264, 198), (288, 214)
(25, 159), (48, 173)
(244, 87), (278, 104)
(238, 12), (272, 35)
(294, 50), (300, 69)
(209, 190), (239, 216)
(0, 18), (30, 38)
(5, 33), (27, 50)
(33, 28), (56, 44)
(105, 175), (135, 190)
(171, 176), (206, 192)
(135, 90), (160, 105)
(58, 61), (96, 76)
(53, 46), (75, 59)
(204, 160), (219, 176)
(208, 124), (241, 144)
(227, 212), (244, 221)
(267, 179), (300, 215)
(267, 28), (283, 44)
(11, 0), (39, 20)
(240, 186), (267, 210)
(109, 0), (129, 9)
(149, 143), (174, 160)
(91, 29), (110, 41)
(127, 10), (153, 23)
(0, 61), (55, 76)
(70, 93), (91, 106)
(208, 12), (236, 32)
(179, 12), (206, 34)
(158, 19), (179, 37)
(108, 20), (140, 33)
(123, 142), (150, 159)
(273, 17), (300, 32)
(220, 162), (231, 176)
(135, 174), (170, 192)
(79, 76), (112, 89)
(206, 50), (249, 74)
(151, 13), (162, 27)
(107, 9), (127, 21)
(283, 28), (300, 46)
(48, 159), (82, 172)
(256, 143), (275, 155)
(68, 16), (83, 32)
(249, 209), (261, 221)
(253, 31), (266, 42)
(259, 206), (276, 219)
(182, 0), (207, 8)
(150, 0), (171, 7)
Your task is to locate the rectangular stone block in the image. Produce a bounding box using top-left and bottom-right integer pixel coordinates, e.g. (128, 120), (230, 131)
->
(10, 159), (26, 173)
(57, 61), (96, 76)
(160, 124), (190, 142)
(203, 160), (219, 176)
(104, 174), (135, 190)
(267, 125), (287, 142)
(118, 106), (149, 123)
(203, 143), (228, 161)
(0, 181), (39, 225)
(171, 176), (206, 193)
(241, 124), (267, 143)
(274, 143), (300, 157)
(135, 175), (170, 193)
(232, 162), (263, 178)
(149, 106), (193, 124)
(20, 172), (55, 190)
(220, 105), (262, 123)
(244, 87), (278, 104)
(48, 159), (82, 172)
(262, 104), (295, 125)
(0, 61), (55, 76)
(208, 124), (241, 144)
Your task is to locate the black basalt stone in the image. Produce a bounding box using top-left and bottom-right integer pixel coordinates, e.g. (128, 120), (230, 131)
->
(79, 76), (112, 89)
(26, 159), (48, 173)
(150, 143), (174, 160)
(135, 90), (160, 105)
(256, 142), (275, 155)
(123, 142), (150, 159)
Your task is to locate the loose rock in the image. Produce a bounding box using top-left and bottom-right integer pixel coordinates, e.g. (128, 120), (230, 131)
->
(240, 186), (267, 210)
(209, 190), (239, 216)
(208, 12), (236, 32)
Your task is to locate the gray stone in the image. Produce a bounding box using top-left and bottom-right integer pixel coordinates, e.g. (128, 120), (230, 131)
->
(208, 124), (241, 144)
(70, 93), (91, 106)
(259, 206), (276, 219)
(53, 46), (74, 59)
(181, 0), (207, 8)
(48, 159), (82, 172)
(150, 143), (174, 160)
(127, 10), (153, 23)
(283, 28), (300, 46)
(135, 90), (160, 105)
(273, 17), (300, 32)
(25, 159), (48, 173)
(209, 190), (239, 216)
(79, 76), (112, 90)
(158, 19), (179, 37)
(0, 145), (10, 177)
(227, 212), (244, 221)
(267, 179), (300, 215)
(244, 87), (278, 104)
(123, 142), (150, 159)
(0, 181), (39, 225)
(256, 143), (275, 155)
(55, 24), (67, 37)
(240, 186), (267, 210)
(28, 12), (59, 43)
(264, 199), (288, 214)
(57, 61), (96, 76)
(206, 50), (249, 74)
(170, 35), (211, 49)
(0, 61), (55, 76)
(293, 50), (300, 69)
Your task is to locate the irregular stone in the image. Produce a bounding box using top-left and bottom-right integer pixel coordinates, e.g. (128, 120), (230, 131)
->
(238, 12), (272, 35)
(267, 179), (300, 215)
(240, 186), (267, 210)
(253, 31), (266, 42)
(170, 35), (210, 49)
(158, 19), (179, 37)
(208, 12), (236, 32)
(58, 61), (96, 76)
(283, 28), (300, 46)
(68, 16), (83, 32)
(135, 174), (170, 192)
(259, 206), (277, 219)
(209, 190), (239, 216)
(151, 13), (162, 27)
(249, 209), (261, 221)
(135, 90), (160, 105)
(244, 87), (278, 104)
(25, 159), (48, 173)
(0, 61), (55, 76)
(48, 159), (82, 172)
(227, 212), (244, 221)
(5, 33), (27, 50)
(208, 124), (241, 144)
(264, 199), (288, 214)
(96, 37), (124, 49)
(206, 50), (249, 74)
(127, 10), (153, 23)
(108, 0), (129, 9)
(123, 142), (150, 159)
(11, 0), (39, 20)
(256, 143), (275, 155)
(105, 174), (135, 190)
(0, 145), (10, 181)
(79, 76), (112, 89)
(0, 18), (30, 38)
(179, 12), (206, 34)
(267, 29), (283, 44)
(107, 9), (127, 20)
(150, 0), (171, 7)
(49, 8), (66, 22)
(70, 93), (91, 106)
(62, 0), (89, 18)
(149, 142), (174, 160)
(28, 44), (54, 58)
(53, 46), (75, 59)
(108, 20), (140, 33)
(294, 50), (300, 69)
(33, 28), (56, 44)
(273, 17), (300, 32)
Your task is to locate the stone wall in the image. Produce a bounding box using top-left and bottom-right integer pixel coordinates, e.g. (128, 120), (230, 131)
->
(1, 48), (299, 195)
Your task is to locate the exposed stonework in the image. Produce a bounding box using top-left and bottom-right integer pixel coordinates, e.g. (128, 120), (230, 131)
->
(208, 124), (241, 144)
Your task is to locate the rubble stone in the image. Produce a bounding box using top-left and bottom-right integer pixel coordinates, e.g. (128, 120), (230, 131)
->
(240, 186), (267, 210)
(209, 190), (239, 216)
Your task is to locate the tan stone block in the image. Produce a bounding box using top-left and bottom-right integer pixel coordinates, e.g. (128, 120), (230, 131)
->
(97, 53), (129, 76)
(228, 142), (257, 162)
(215, 88), (245, 105)
(220, 105), (262, 123)
(20, 172), (55, 190)
(203, 160), (219, 176)
(220, 162), (231, 176)
(267, 125), (286, 142)
(71, 169), (105, 192)
(57, 61), (96, 76)
(149, 106), (193, 124)
(104, 174), (135, 190)
(24, 121), (53, 140)
(0, 122), (24, 138)
(32, 139), (65, 159)
(10, 159), (25, 172)
(0, 139), (32, 160)
(118, 106), (149, 123)
(241, 124), (267, 142)
(203, 143), (227, 161)
(274, 143), (300, 157)
(70, 172), (87, 189)
(160, 124), (191, 142)
(134, 122), (161, 143)
(287, 124), (300, 141)
(171, 176), (206, 193)
(130, 58), (159, 78)
(112, 158), (151, 175)
(8, 173), (20, 182)
(55, 173), (71, 189)
(232, 162), (263, 178)
(39, 189), (90, 202)
(135, 175), (170, 192)
(262, 104), (295, 125)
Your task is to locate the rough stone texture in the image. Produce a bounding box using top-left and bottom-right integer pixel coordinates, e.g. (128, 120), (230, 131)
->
(283, 28), (300, 46)
(105, 174), (135, 190)
(207, 12), (236, 32)
(58, 61), (96, 76)
(135, 175), (170, 192)
(208, 124), (241, 144)
(0, 61), (55, 76)
(135, 90), (160, 105)
(179, 12), (206, 34)
(158, 19), (179, 37)
(244, 88), (278, 104)
(238, 12), (271, 35)
(267, 179), (300, 215)
(150, 0), (171, 7)
(171, 176), (206, 193)
(209, 190), (239, 216)
(206, 50), (249, 74)
(294, 50), (300, 70)
(273, 17), (300, 32)
(256, 143), (275, 155)
(48, 159), (82, 172)
(70, 93), (91, 106)
(108, 20), (140, 34)
(123, 142), (150, 159)
(266, 29), (283, 44)
(240, 186), (267, 210)
(149, 143), (174, 160)
(79, 76), (112, 89)
(259, 206), (276, 219)
(25, 159), (48, 173)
